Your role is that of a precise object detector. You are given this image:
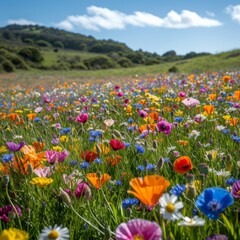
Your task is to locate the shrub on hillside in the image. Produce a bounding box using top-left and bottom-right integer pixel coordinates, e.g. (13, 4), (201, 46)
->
(2, 60), (15, 72)
(168, 66), (179, 73)
(8, 55), (28, 70)
(145, 58), (161, 65)
(117, 57), (133, 68)
(18, 47), (43, 63)
(84, 56), (117, 70)
(22, 38), (34, 45)
(53, 41), (64, 49)
(35, 40), (52, 48)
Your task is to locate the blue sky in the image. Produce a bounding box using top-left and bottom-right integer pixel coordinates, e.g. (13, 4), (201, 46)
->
(1, 0), (240, 55)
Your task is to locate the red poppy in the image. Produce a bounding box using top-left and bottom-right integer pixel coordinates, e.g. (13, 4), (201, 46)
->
(173, 156), (193, 174)
(80, 150), (98, 162)
(109, 139), (125, 151)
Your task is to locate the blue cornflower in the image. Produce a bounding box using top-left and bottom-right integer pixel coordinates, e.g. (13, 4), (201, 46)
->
(89, 130), (102, 138)
(128, 118), (134, 124)
(227, 102), (234, 107)
(163, 158), (170, 163)
(94, 158), (102, 164)
(136, 145), (145, 154)
(146, 164), (156, 171)
(60, 127), (71, 135)
(226, 177), (238, 186)
(170, 184), (186, 197)
(137, 165), (145, 171)
(33, 117), (41, 123)
(80, 162), (90, 169)
(196, 187), (234, 220)
(69, 160), (78, 166)
(124, 142), (130, 147)
(221, 129), (230, 135)
(231, 135), (240, 143)
(122, 198), (140, 209)
(2, 153), (14, 163)
(127, 126), (135, 131)
(115, 180), (122, 186)
(174, 117), (183, 123)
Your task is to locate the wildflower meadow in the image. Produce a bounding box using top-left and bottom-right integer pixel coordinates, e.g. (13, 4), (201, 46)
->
(0, 72), (239, 240)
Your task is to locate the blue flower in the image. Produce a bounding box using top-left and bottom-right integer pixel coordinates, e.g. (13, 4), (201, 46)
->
(115, 180), (122, 186)
(136, 145), (145, 154)
(2, 153), (14, 163)
(221, 129), (230, 135)
(94, 158), (102, 164)
(196, 187), (234, 220)
(80, 162), (90, 169)
(231, 135), (240, 143)
(69, 160), (78, 166)
(146, 164), (156, 171)
(137, 165), (145, 171)
(124, 142), (130, 147)
(33, 117), (41, 123)
(60, 127), (71, 135)
(170, 184), (186, 197)
(122, 198), (140, 209)
(174, 117), (183, 123)
(226, 177), (238, 186)
(128, 118), (134, 124)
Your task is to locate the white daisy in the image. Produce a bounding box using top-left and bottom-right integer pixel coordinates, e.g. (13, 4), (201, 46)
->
(39, 225), (69, 240)
(178, 216), (205, 226)
(159, 194), (183, 221)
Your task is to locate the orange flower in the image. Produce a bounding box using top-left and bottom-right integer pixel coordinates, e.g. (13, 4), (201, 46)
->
(223, 75), (231, 82)
(33, 142), (45, 152)
(149, 111), (159, 121)
(86, 173), (111, 189)
(7, 113), (19, 121)
(203, 105), (215, 115)
(164, 107), (172, 112)
(139, 124), (156, 133)
(229, 118), (239, 127)
(209, 94), (217, 101)
(234, 90), (240, 100)
(26, 113), (37, 121)
(173, 156), (193, 174)
(105, 155), (121, 166)
(177, 140), (188, 146)
(128, 175), (170, 207)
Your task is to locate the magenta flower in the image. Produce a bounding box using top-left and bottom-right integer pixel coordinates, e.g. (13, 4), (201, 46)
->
(0, 205), (22, 222)
(6, 141), (25, 152)
(157, 121), (172, 135)
(115, 219), (162, 240)
(178, 92), (186, 98)
(58, 149), (69, 162)
(42, 94), (51, 103)
(76, 113), (88, 123)
(46, 150), (59, 164)
(231, 180), (240, 199)
(138, 110), (148, 118)
(75, 182), (92, 199)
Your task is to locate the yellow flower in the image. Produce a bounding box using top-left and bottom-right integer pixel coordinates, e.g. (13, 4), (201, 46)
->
(52, 146), (63, 152)
(206, 149), (218, 161)
(222, 115), (231, 121)
(60, 136), (69, 143)
(0, 146), (7, 154)
(0, 163), (3, 172)
(0, 228), (29, 240)
(93, 143), (110, 155)
(30, 177), (53, 188)
(15, 110), (23, 114)
(175, 110), (183, 117)
(125, 105), (132, 113)
(186, 180), (202, 194)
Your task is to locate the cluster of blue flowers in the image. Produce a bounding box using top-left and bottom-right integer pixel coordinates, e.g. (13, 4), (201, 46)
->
(88, 130), (103, 142)
(122, 198), (140, 209)
(137, 164), (156, 171)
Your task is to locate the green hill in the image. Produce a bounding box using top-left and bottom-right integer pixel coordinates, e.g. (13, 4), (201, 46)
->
(0, 24), (239, 74)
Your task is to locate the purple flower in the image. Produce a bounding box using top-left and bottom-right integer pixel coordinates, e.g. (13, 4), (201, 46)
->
(75, 182), (91, 199)
(157, 121), (172, 135)
(46, 150), (59, 164)
(206, 234), (228, 240)
(76, 113), (88, 123)
(0, 205), (22, 222)
(58, 149), (69, 162)
(115, 219), (162, 240)
(138, 110), (148, 118)
(231, 180), (240, 199)
(6, 141), (25, 152)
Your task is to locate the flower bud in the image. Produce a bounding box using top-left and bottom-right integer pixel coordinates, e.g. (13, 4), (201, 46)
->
(157, 157), (164, 170)
(59, 187), (71, 206)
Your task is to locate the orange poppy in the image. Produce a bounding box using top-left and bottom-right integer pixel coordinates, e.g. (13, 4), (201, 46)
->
(86, 173), (111, 189)
(164, 107), (172, 112)
(128, 175), (170, 207)
(209, 94), (217, 101)
(105, 155), (121, 166)
(149, 111), (159, 121)
(173, 156), (193, 174)
(139, 124), (156, 133)
(177, 140), (188, 146)
(33, 142), (45, 152)
(203, 105), (215, 115)
(7, 113), (19, 121)
(223, 75), (231, 82)
(27, 113), (37, 121)
(234, 90), (240, 100)
(229, 118), (239, 127)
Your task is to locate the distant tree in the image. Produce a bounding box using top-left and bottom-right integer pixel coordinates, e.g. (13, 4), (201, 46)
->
(53, 41), (64, 49)
(117, 57), (133, 68)
(2, 60), (15, 72)
(18, 47), (43, 62)
(22, 38), (34, 45)
(35, 39), (52, 48)
(168, 66), (179, 73)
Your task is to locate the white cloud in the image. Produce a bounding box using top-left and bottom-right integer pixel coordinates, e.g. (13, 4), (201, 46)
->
(206, 11), (215, 17)
(226, 5), (240, 23)
(55, 6), (222, 31)
(8, 19), (37, 25)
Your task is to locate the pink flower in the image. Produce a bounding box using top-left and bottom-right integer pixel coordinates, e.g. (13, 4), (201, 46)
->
(181, 98), (200, 107)
(157, 121), (172, 135)
(76, 113), (88, 123)
(33, 166), (52, 177)
(117, 92), (124, 97)
(46, 150), (59, 164)
(34, 107), (43, 113)
(42, 94), (51, 103)
(178, 92), (186, 98)
(115, 219), (162, 240)
(58, 149), (69, 162)
(75, 182), (92, 199)
(138, 110), (148, 118)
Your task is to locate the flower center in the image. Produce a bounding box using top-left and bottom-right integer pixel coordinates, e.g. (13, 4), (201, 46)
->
(48, 230), (59, 239)
(182, 164), (190, 169)
(237, 190), (240, 196)
(166, 203), (175, 213)
(133, 234), (144, 240)
(160, 124), (167, 130)
(207, 200), (221, 211)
